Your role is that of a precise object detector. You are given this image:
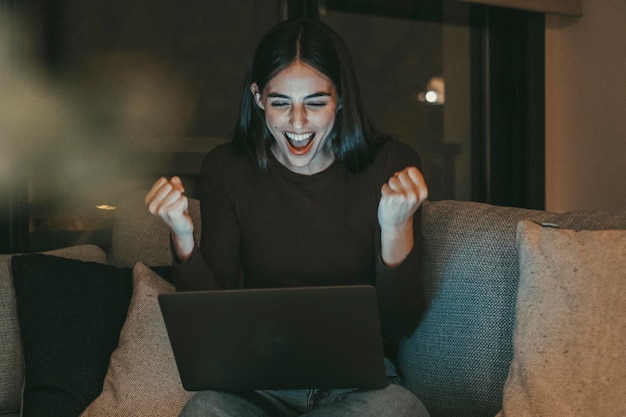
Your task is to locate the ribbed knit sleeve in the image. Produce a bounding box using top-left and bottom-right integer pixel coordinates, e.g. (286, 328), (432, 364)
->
(372, 140), (425, 340)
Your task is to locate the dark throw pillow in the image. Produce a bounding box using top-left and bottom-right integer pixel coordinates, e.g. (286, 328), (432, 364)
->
(11, 254), (133, 417)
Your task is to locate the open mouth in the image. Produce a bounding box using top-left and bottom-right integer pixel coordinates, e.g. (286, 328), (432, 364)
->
(284, 132), (315, 155)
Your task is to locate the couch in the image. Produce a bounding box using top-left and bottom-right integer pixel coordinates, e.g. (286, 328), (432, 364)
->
(1, 192), (625, 417)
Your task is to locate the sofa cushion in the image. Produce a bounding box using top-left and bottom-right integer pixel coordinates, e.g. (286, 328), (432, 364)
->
(397, 200), (626, 417)
(497, 221), (626, 417)
(11, 253), (132, 417)
(0, 245), (107, 416)
(81, 263), (192, 417)
(109, 190), (201, 267)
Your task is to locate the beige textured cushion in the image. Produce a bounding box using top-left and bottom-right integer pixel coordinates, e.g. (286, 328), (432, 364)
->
(80, 263), (192, 417)
(497, 221), (626, 417)
(109, 190), (201, 267)
(0, 245), (107, 415)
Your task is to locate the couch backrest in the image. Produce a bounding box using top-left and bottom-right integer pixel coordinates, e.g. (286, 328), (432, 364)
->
(108, 193), (626, 417)
(398, 200), (626, 417)
(108, 191), (201, 267)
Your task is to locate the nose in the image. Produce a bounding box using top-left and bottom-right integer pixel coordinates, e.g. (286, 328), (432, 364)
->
(289, 104), (307, 129)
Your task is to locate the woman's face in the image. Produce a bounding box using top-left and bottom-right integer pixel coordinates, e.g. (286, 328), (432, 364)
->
(252, 61), (340, 175)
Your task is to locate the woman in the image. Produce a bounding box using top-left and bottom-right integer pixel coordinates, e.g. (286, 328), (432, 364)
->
(146, 17), (429, 417)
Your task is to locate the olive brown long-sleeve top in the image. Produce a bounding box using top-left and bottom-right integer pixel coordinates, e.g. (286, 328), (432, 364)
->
(173, 138), (425, 342)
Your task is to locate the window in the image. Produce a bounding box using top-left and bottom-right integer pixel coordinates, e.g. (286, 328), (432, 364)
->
(1, 0), (544, 252)
(311, 0), (545, 207)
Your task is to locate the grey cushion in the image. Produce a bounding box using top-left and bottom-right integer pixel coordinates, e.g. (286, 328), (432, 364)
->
(397, 200), (626, 417)
(109, 191), (201, 267)
(0, 245), (107, 415)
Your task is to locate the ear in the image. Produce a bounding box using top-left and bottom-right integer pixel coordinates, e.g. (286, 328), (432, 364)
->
(250, 83), (264, 110)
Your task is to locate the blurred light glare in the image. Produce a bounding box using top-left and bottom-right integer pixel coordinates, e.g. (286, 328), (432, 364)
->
(425, 91), (438, 103)
(95, 205), (117, 211)
(418, 76), (445, 105)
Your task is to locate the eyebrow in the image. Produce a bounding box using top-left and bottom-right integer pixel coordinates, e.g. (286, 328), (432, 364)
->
(267, 92), (332, 100)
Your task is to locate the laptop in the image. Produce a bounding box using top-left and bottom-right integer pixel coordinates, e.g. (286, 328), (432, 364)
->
(158, 285), (388, 391)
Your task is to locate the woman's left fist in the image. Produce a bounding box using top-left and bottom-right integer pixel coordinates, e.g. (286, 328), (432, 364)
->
(378, 166), (428, 229)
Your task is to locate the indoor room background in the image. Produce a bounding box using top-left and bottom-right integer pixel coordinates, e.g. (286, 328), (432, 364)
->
(1, 0), (624, 253)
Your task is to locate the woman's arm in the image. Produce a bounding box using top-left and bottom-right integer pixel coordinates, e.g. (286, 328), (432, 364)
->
(145, 146), (243, 291)
(378, 166), (428, 267)
(182, 147), (243, 291)
(374, 142), (429, 340)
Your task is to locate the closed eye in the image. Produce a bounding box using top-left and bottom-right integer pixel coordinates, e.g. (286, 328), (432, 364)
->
(270, 101), (290, 108)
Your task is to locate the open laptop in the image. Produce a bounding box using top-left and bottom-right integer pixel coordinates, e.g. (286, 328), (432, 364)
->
(158, 285), (388, 392)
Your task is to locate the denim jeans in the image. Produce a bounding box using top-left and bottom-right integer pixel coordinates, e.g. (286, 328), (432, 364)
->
(178, 359), (429, 417)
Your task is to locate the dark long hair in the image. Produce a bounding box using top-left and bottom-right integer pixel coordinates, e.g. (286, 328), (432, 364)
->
(232, 17), (382, 173)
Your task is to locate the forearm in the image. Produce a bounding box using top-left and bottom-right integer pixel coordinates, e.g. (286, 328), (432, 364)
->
(172, 247), (212, 291)
(170, 231), (195, 263)
(380, 218), (414, 267)
(375, 246), (425, 340)
(171, 245), (240, 292)
(376, 206), (425, 340)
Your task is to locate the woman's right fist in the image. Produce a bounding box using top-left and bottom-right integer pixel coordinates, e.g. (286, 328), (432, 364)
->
(145, 176), (194, 238)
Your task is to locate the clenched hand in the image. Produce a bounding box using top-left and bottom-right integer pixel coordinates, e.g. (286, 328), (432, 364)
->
(145, 176), (195, 261)
(378, 166), (428, 267)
